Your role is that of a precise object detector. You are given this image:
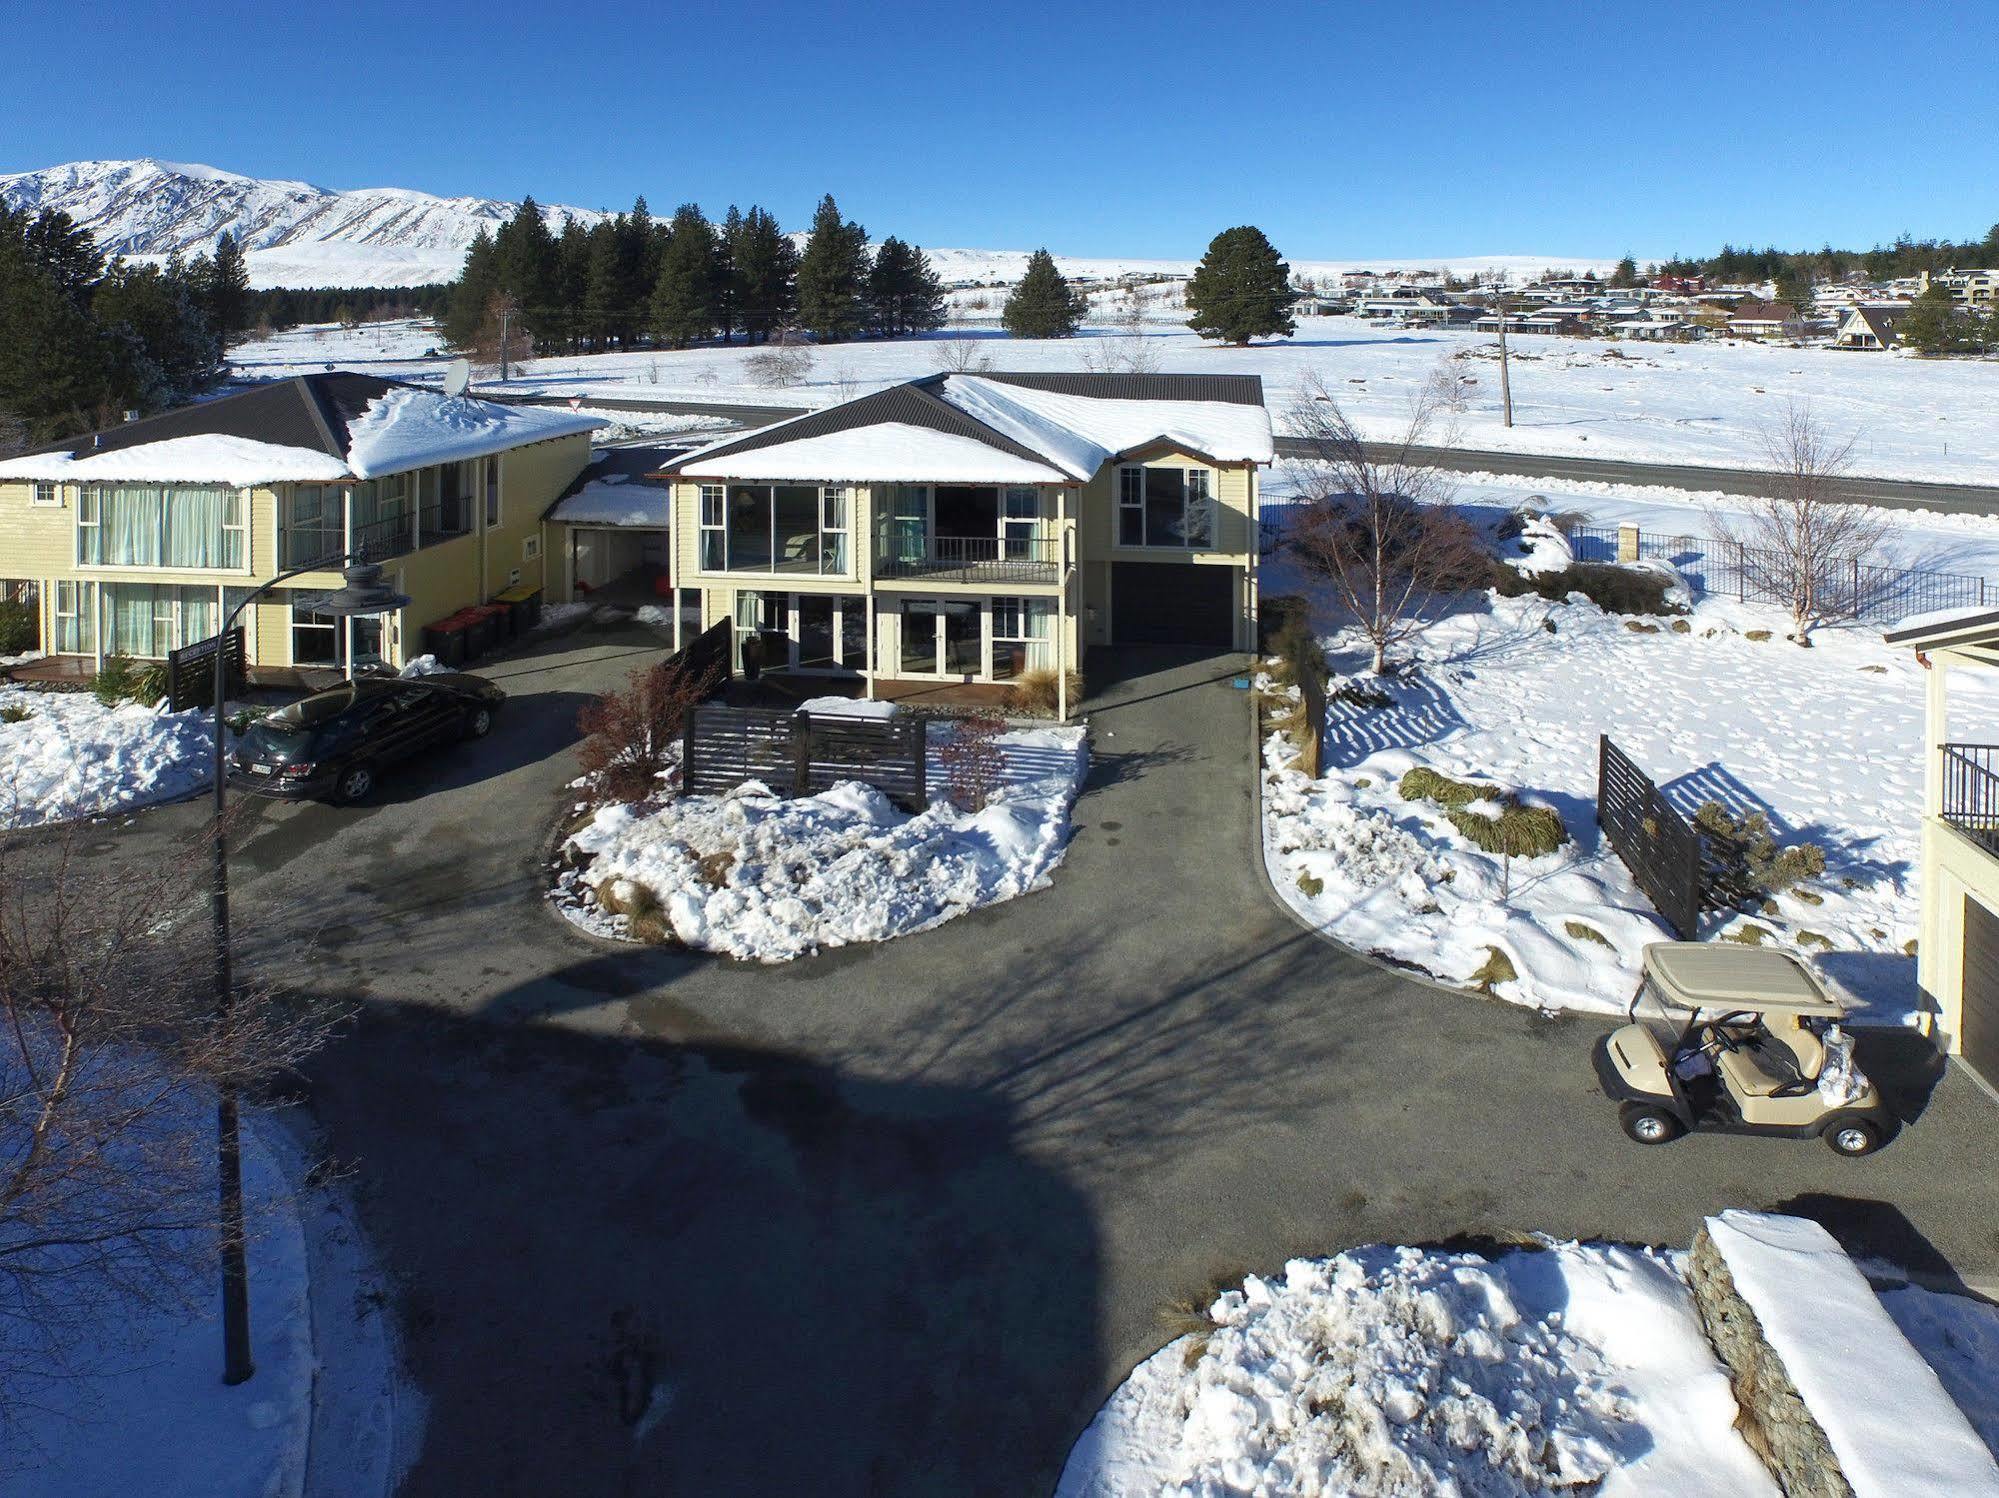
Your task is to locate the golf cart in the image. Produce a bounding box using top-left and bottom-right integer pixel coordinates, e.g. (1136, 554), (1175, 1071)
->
(1594, 942), (1892, 1156)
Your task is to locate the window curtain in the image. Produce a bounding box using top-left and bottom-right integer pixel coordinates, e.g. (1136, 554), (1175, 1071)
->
(162, 486), (223, 567)
(103, 486), (163, 565)
(1024, 599), (1054, 670)
(104, 584), (156, 656)
(85, 485), (240, 567)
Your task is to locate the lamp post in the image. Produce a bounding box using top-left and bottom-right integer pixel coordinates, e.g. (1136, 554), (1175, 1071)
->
(208, 558), (410, 1384)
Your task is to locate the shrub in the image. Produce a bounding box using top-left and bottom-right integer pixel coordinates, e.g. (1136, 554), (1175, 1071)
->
(1296, 871), (1324, 898)
(1470, 946), (1518, 992)
(1399, 767), (1568, 858)
(1564, 920), (1613, 948)
(0, 597), (35, 655)
(576, 655), (719, 804)
(1493, 560), (1680, 616)
(1398, 766), (1497, 809)
(135, 660), (172, 707)
(1695, 801), (1827, 902)
(91, 656), (144, 707)
(0, 702), (33, 724)
(938, 713), (1007, 811)
(1005, 666), (1084, 717)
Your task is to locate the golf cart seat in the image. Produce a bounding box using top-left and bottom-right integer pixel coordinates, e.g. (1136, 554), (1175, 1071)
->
(1715, 1014), (1824, 1099)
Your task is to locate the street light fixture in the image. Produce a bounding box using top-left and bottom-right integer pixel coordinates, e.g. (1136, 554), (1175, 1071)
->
(208, 557), (410, 1385)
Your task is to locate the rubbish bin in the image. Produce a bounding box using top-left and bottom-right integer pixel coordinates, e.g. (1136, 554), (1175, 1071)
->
(422, 615), (471, 670)
(493, 584), (542, 635)
(474, 600), (514, 647)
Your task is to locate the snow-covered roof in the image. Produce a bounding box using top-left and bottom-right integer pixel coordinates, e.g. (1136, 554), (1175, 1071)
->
(0, 372), (601, 487)
(664, 371), (1271, 486)
(676, 423), (1067, 484)
(545, 473), (673, 527)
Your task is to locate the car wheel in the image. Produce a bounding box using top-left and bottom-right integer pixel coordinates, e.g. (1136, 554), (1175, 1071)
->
(1619, 1102), (1682, 1145)
(1824, 1118), (1881, 1157)
(333, 763), (376, 805)
(463, 705), (495, 739)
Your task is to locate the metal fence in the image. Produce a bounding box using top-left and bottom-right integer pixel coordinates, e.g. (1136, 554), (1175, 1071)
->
(1568, 523), (1993, 623)
(682, 704), (928, 810)
(1597, 734), (1703, 939)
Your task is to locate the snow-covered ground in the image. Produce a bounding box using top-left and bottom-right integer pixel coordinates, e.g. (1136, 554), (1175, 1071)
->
(554, 719), (1087, 961)
(0, 687), (216, 827)
(1259, 482), (1999, 1018)
(1056, 1229), (1999, 1498)
(231, 313), (1999, 483)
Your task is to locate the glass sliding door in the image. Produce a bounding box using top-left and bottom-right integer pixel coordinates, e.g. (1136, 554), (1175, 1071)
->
(897, 598), (983, 677)
(900, 600), (942, 675)
(942, 601), (981, 675)
(797, 595), (836, 670)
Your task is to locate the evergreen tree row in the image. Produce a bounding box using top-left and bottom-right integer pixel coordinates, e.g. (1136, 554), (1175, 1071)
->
(0, 207), (245, 444)
(243, 282), (452, 334)
(444, 193), (949, 357)
(1656, 224), (1999, 289)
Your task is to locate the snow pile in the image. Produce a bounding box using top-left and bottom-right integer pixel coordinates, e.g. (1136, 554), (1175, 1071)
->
(1058, 1240), (1781, 1498)
(795, 695), (900, 720)
(0, 688), (215, 827)
(1705, 1211), (1999, 1498)
(1511, 513), (1576, 576)
(343, 386), (601, 477)
(1879, 1283), (1999, 1459)
(1258, 567), (1972, 1015)
(556, 724), (1086, 961)
(545, 473), (674, 527)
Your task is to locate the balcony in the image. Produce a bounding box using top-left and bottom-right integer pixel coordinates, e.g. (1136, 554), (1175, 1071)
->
(875, 534), (1060, 586)
(281, 504), (474, 571)
(1941, 743), (1999, 855)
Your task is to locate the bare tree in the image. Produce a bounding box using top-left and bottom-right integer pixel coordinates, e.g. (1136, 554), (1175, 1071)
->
(937, 338), (992, 375)
(1706, 401), (1885, 642)
(743, 327), (816, 388)
(1284, 373), (1487, 675)
(1079, 299), (1159, 375)
(0, 823), (339, 1412)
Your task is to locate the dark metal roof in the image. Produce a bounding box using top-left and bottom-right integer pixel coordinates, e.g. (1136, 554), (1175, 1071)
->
(1882, 608), (1999, 650)
(660, 379), (1053, 475)
(976, 371), (1267, 406)
(29, 372), (412, 463)
(659, 371), (1267, 476)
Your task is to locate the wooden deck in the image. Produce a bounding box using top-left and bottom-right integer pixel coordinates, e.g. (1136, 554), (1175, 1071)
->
(725, 672), (1017, 711)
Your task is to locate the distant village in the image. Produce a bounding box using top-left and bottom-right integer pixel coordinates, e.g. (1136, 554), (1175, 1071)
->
(1284, 265), (1998, 351)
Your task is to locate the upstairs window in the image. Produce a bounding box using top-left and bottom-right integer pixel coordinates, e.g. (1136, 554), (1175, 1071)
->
(1116, 466), (1213, 549)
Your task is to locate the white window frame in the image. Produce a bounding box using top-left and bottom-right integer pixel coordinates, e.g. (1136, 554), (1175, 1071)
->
(288, 592), (344, 670)
(31, 481), (61, 508)
(991, 595), (1051, 679)
(698, 484), (726, 572)
(819, 486), (850, 576)
(53, 579), (92, 654)
(73, 483), (252, 573)
(1114, 464), (1216, 551)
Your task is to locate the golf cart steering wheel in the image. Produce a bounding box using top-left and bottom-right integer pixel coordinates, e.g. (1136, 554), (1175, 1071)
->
(1706, 1011), (1759, 1053)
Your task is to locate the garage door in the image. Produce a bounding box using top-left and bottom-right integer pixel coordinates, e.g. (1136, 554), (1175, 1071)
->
(1112, 562), (1236, 647)
(1962, 895), (1999, 1082)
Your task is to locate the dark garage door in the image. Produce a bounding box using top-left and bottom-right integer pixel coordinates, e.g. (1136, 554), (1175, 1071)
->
(1112, 562), (1237, 647)
(1962, 895), (1999, 1083)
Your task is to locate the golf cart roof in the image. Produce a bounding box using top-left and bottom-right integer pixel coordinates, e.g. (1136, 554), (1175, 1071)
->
(1640, 942), (1846, 1016)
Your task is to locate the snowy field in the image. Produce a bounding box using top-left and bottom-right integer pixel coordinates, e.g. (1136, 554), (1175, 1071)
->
(555, 719), (1088, 961)
(1259, 481), (1999, 1019)
(0, 687), (215, 827)
(1056, 1219), (1999, 1498)
(230, 313), (1999, 483)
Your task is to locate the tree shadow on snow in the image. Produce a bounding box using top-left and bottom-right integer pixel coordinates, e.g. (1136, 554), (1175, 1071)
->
(1660, 761), (1911, 890)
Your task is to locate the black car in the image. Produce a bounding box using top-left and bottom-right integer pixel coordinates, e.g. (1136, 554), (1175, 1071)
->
(230, 672), (506, 804)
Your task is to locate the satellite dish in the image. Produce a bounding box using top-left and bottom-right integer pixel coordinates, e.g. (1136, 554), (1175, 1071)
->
(442, 358), (472, 397)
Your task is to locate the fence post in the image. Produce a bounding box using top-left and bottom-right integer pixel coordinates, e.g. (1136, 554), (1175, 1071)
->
(793, 712), (812, 797)
(910, 718), (927, 807)
(682, 705), (700, 793)
(1616, 524), (1640, 563)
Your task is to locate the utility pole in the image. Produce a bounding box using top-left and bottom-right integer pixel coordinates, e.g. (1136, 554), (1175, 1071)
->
(1496, 289), (1514, 428)
(499, 305), (514, 384)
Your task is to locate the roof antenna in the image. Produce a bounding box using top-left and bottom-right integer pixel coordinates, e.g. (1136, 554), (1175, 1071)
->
(442, 358), (471, 398)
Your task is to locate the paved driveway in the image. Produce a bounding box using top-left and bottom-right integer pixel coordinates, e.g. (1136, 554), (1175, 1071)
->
(130, 626), (1999, 1495)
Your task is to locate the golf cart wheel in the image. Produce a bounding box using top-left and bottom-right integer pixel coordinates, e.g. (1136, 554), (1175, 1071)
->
(464, 704), (495, 739)
(1824, 1118), (1881, 1158)
(1619, 1102), (1682, 1145)
(333, 762), (376, 805)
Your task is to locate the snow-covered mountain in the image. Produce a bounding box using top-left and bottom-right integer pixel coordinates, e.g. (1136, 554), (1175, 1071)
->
(0, 158), (1618, 291)
(0, 159), (605, 288)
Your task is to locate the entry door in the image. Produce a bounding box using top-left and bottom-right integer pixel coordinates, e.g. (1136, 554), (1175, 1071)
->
(1963, 895), (1999, 1083)
(897, 598), (983, 677)
(796, 595), (865, 673)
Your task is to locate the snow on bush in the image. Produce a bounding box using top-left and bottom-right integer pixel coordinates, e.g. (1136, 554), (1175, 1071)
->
(0, 687), (214, 828)
(555, 725), (1086, 961)
(1058, 1240), (1787, 1498)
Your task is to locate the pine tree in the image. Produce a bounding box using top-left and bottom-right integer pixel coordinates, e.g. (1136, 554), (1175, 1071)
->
(207, 231), (249, 340)
(650, 203), (718, 348)
(1002, 249), (1088, 339)
(1185, 226), (1297, 344)
(732, 206), (797, 343)
(1902, 281), (1967, 355)
(1609, 255), (1639, 289)
(581, 219), (625, 350)
(494, 197), (559, 346)
(0, 205), (116, 438)
(866, 237), (946, 338)
(553, 218), (591, 352)
(715, 205), (744, 343)
(796, 194), (870, 342)
(445, 226), (499, 350)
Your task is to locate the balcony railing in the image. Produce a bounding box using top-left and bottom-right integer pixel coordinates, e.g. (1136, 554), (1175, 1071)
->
(1941, 743), (1999, 855)
(283, 504), (475, 570)
(875, 534), (1060, 585)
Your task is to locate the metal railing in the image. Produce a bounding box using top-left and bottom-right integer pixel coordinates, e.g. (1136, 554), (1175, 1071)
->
(1942, 744), (1999, 856)
(280, 505), (476, 568)
(874, 533), (1060, 584)
(279, 523), (344, 570)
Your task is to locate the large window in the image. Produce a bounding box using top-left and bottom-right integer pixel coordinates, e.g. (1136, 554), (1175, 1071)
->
(100, 583), (219, 658)
(1117, 466), (1213, 550)
(288, 591), (382, 670)
(707, 484), (852, 574)
(991, 596), (1052, 680)
(53, 580), (93, 654)
(78, 484), (246, 569)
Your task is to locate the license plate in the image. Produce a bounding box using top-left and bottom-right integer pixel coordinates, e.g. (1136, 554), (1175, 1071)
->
(250, 762), (274, 775)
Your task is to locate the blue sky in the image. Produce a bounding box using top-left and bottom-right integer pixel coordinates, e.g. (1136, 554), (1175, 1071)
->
(3, 0), (1994, 261)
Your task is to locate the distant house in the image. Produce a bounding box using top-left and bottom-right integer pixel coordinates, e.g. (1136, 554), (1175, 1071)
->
(1725, 300), (1802, 340)
(1471, 309), (1583, 336)
(1922, 268), (1999, 309)
(0, 375), (599, 680)
(1833, 304), (1912, 350)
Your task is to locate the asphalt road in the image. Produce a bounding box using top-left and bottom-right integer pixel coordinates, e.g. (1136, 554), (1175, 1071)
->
(104, 625), (1999, 1494)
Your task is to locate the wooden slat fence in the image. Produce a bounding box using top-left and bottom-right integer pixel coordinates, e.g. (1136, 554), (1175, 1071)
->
(683, 705), (927, 810)
(1597, 734), (1703, 939)
(165, 626), (245, 712)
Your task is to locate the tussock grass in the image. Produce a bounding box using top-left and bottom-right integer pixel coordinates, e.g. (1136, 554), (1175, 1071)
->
(1006, 666), (1085, 717)
(1399, 768), (1569, 858)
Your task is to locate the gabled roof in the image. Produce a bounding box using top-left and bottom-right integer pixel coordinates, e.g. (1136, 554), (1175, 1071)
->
(1883, 606), (1999, 653)
(1842, 305), (1910, 344)
(0, 373), (603, 486)
(663, 371), (1272, 485)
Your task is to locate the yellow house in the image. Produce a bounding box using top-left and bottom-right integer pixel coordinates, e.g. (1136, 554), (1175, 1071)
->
(1885, 608), (1999, 1090)
(0, 373), (599, 680)
(640, 372), (1272, 696)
